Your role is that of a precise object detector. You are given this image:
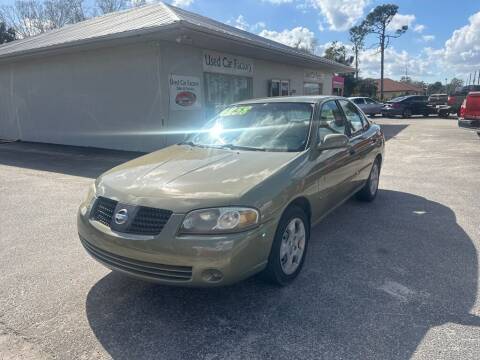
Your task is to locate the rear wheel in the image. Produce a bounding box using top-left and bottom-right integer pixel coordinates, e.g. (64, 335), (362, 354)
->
(262, 206), (309, 286)
(356, 158), (381, 202)
(402, 108), (412, 118)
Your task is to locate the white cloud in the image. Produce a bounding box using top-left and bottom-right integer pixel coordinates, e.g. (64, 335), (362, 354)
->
(171, 0), (194, 7)
(259, 27), (317, 52)
(232, 15), (249, 31)
(310, 0), (370, 31)
(414, 24), (426, 33)
(443, 11), (480, 72)
(387, 14), (416, 32)
(422, 35), (435, 42)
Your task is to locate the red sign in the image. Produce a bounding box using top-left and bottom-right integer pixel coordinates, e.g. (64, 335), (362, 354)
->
(332, 75), (345, 87)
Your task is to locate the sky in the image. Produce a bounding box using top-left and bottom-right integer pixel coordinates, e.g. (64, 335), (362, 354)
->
(1, 0), (480, 84)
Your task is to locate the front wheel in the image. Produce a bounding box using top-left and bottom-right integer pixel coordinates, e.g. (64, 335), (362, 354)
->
(356, 159), (381, 202)
(262, 206), (309, 286)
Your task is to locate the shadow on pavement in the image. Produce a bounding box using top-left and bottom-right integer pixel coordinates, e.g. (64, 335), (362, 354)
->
(0, 141), (144, 178)
(85, 190), (479, 360)
(379, 124), (409, 141)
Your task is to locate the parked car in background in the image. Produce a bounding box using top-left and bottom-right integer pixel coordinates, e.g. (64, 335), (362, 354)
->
(428, 94), (448, 106)
(458, 92), (480, 137)
(447, 85), (480, 116)
(78, 96), (385, 287)
(349, 97), (384, 116)
(382, 95), (432, 118)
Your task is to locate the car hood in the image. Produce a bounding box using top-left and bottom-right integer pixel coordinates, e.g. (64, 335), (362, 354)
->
(96, 144), (299, 212)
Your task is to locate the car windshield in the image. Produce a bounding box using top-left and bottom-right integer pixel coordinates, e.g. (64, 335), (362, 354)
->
(185, 102), (314, 152)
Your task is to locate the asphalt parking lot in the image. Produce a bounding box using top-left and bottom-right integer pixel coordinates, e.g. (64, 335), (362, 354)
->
(0, 117), (479, 360)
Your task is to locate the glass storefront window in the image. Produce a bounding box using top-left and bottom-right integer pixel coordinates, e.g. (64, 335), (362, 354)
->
(281, 80), (290, 96)
(304, 82), (323, 95)
(270, 79), (290, 97)
(204, 73), (253, 117)
(270, 80), (280, 97)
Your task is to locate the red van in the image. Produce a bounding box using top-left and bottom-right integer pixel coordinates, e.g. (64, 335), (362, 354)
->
(458, 92), (480, 137)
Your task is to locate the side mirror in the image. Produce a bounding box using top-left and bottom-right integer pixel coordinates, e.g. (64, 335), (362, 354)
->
(318, 134), (349, 151)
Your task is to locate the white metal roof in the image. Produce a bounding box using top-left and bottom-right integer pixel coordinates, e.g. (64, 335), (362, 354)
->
(0, 2), (352, 72)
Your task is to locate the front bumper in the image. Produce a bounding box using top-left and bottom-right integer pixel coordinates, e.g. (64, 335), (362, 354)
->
(458, 118), (480, 131)
(77, 202), (277, 287)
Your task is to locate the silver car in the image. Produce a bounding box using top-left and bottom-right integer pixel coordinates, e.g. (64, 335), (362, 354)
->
(350, 97), (384, 116)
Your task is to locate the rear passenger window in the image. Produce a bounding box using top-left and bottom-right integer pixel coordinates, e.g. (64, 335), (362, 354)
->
(318, 101), (346, 142)
(338, 100), (365, 136)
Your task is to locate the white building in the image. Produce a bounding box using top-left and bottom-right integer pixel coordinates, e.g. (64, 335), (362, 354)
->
(0, 2), (351, 152)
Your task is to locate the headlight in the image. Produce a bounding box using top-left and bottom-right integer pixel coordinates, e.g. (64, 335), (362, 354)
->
(80, 183), (96, 216)
(85, 183), (96, 203)
(179, 207), (259, 234)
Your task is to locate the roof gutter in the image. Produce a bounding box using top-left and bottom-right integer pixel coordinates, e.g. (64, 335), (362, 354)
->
(0, 20), (354, 74)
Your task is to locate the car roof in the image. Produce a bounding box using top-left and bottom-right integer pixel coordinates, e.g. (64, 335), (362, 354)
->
(429, 94), (447, 96)
(234, 95), (344, 105)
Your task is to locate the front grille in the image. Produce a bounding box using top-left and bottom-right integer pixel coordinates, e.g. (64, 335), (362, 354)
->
(125, 206), (172, 236)
(81, 238), (193, 282)
(90, 197), (172, 236)
(91, 197), (117, 227)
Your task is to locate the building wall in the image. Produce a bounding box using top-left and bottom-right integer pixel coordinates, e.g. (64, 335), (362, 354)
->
(0, 39), (333, 152)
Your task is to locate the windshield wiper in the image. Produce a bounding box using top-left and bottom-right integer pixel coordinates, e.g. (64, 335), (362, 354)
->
(217, 144), (267, 152)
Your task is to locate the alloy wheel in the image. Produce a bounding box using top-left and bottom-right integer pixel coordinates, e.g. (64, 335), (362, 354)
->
(369, 162), (380, 195)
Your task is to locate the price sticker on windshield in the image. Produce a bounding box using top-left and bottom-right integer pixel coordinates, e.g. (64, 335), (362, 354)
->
(220, 106), (252, 117)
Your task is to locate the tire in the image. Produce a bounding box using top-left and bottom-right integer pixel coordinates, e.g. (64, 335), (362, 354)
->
(356, 158), (381, 202)
(477, 132), (480, 138)
(262, 206), (310, 286)
(402, 108), (412, 118)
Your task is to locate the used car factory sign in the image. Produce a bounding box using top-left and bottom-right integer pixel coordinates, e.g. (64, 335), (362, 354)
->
(203, 51), (254, 76)
(169, 75), (202, 110)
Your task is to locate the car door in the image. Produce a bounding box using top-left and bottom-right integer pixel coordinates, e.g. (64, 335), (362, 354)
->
(365, 98), (381, 114)
(338, 99), (375, 192)
(410, 96), (426, 115)
(309, 100), (357, 222)
(352, 98), (367, 113)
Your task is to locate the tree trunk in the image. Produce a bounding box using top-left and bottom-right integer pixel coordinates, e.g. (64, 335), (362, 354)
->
(355, 47), (359, 81)
(380, 31), (385, 101)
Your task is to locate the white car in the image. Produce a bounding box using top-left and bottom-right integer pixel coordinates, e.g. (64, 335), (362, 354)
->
(349, 97), (384, 116)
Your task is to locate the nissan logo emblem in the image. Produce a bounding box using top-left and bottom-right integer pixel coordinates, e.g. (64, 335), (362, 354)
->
(114, 209), (129, 225)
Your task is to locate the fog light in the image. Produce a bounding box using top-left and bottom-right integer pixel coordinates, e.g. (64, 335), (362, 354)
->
(202, 269), (224, 283)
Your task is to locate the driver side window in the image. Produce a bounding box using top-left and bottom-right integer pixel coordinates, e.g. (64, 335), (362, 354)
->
(317, 101), (346, 142)
(339, 99), (365, 136)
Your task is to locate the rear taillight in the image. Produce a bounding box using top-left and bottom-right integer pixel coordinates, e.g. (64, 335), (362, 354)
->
(447, 96), (456, 106)
(460, 99), (466, 118)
